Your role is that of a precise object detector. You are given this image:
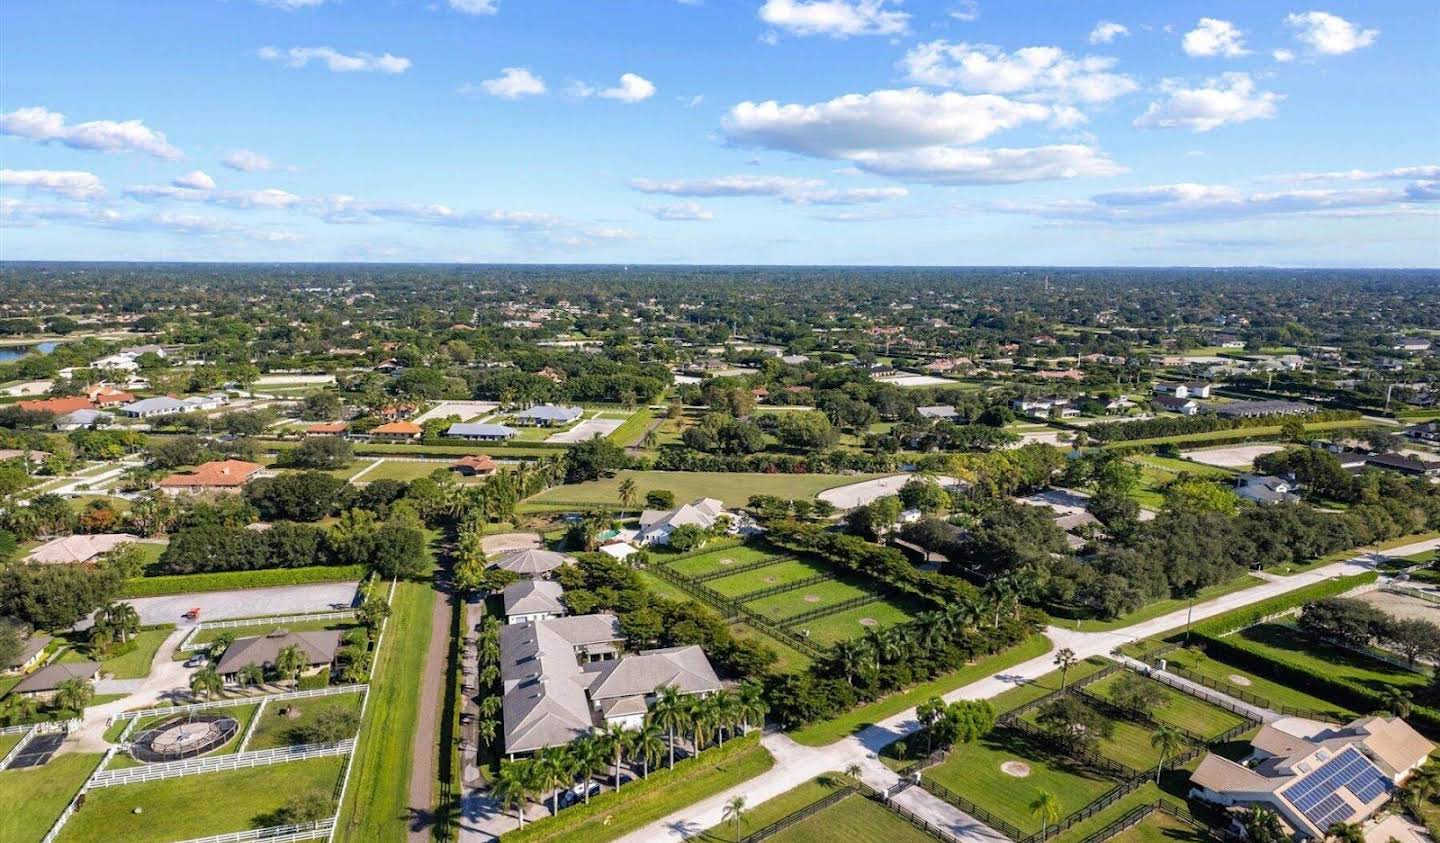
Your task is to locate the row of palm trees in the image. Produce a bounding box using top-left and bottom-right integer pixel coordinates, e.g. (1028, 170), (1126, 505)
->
(825, 594), (1004, 685)
(488, 683), (767, 829)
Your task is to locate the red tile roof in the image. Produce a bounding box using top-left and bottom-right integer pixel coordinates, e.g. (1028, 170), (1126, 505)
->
(372, 421), (421, 435)
(18, 397), (96, 414)
(453, 455), (496, 473)
(158, 459), (264, 488)
(306, 422), (348, 434)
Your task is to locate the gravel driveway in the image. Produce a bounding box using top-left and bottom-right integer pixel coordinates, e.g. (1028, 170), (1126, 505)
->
(98, 582), (361, 628)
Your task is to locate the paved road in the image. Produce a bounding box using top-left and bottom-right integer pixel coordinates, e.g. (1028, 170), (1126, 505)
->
(94, 582), (361, 628)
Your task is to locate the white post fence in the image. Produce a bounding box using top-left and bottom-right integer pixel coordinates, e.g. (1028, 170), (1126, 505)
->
(165, 819), (335, 843)
(0, 724), (38, 770)
(329, 577), (395, 842)
(237, 695), (269, 754)
(178, 611), (358, 652)
(87, 740), (356, 788)
(109, 684), (369, 727)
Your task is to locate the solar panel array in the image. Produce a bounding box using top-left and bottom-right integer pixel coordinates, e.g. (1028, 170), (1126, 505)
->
(1281, 747), (1394, 830)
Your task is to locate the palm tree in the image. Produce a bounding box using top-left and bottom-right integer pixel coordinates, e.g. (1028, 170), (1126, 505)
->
(844, 763), (862, 779)
(1326, 822), (1366, 843)
(4, 693), (39, 724)
(736, 682), (768, 734)
(1406, 762), (1440, 805)
(830, 640), (868, 686)
(493, 760), (533, 830)
(641, 429), (659, 450)
(1241, 807), (1285, 843)
(722, 796), (747, 843)
(651, 685), (689, 769)
(1030, 790), (1061, 841)
(476, 718), (498, 746)
(274, 644), (307, 685)
(53, 678), (94, 713)
(1150, 724), (1185, 784)
(864, 627), (901, 673)
(602, 722), (634, 791)
(238, 663), (265, 689)
(618, 478), (638, 517)
(210, 630), (237, 659)
(537, 746), (574, 815)
(1053, 648), (1078, 690)
(100, 602), (140, 644)
(634, 722), (666, 778)
(690, 696), (717, 753)
(570, 736), (607, 804)
(1381, 687), (1414, 718)
(190, 667), (223, 702)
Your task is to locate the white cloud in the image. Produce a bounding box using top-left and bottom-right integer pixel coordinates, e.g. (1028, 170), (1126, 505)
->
(1285, 11), (1378, 56)
(223, 150), (274, 172)
(449, 0), (498, 14)
(173, 170), (216, 190)
(1133, 73), (1280, 133)
(1182, 18), (1248, 57)
(126, 184), (305, 210)
(1088, 21), (1129, 45)
(1274, 165), (1440, 182)
(901, 41), (1138, 103)
(481, 67), (546, 99)
(258, 46), (411, 74)
(758, 0), (908, 39)
(1272, 48), (1296, 63)
(679, 94), (705, 108)
(1, 200), (299, 242)
(849, 144), (1124, 184)
(0, 106), (182, 159)
(598, 73), (656, 102)
(256, 0), (329, 8)
(644, 201), (714, 220)
(629, 174), (909, 204)
(949, 1), (979, 22)
(0, 169), (105, 199)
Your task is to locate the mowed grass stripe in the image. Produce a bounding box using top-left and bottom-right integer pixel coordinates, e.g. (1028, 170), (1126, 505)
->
(766, 792), (942, 843)
(1085, 672), (1248, 739)
(705, 558), (832, 598)
(665, 545), (789, 579)
(743, 577), (874, 623)
(796, 601), (918, 647)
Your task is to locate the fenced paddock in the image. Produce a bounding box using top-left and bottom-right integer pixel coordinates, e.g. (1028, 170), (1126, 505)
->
(88, 739), (355, 788)
(177, 611), (358, 652)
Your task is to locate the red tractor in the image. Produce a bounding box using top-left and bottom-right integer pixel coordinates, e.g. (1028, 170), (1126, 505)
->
(183, 607), (201, 621)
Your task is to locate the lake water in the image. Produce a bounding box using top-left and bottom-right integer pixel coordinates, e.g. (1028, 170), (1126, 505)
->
(0, 341), (59, 363)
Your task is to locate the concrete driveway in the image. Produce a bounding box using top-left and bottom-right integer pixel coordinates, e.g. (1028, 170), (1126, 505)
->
(94, 581), (360, 628)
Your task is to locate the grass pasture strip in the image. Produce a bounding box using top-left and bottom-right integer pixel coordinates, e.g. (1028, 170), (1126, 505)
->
(795, 600), (918, 646)
(705, 557), (832, 598)
(120, 565), (365, 598)
(742, 577), (875, 624)
(526, 470), (882, 509)
(728, 622), (813, 673)
(607, 408), (655, 446)
(245, 691), (364, 751)
(1227, 622), (1430, 694)
(696, 775), (845, 840)
(1160, 649), (1357, 720)
(664, 545), (789, 579)
(0, 752), (103, 843)
(765, 792), (942, 843)
(1085, 673), (1248, 739)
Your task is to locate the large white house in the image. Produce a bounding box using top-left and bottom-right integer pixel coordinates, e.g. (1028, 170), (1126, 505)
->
(637, 497), (726, 546)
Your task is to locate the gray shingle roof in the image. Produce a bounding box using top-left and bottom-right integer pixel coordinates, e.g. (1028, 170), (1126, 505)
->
(12, 661), (100, 694)
(446, 422), (516, 438)
(214, 630), (341, 676)
(581, 645), (721, 701)
(491, 548), (577, 576)
(503, 580), (567, 618)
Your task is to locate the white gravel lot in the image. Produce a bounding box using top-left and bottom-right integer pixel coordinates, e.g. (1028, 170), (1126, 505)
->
(819, 474), (959, 509)
(546, 417), (623, 443)
(98, 582), (360, 628)
(1183, 443), (1286, 470)
(413, 400), (499, 423)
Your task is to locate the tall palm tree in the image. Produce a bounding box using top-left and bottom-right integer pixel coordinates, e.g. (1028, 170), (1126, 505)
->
(54, 678), (94, 713)
(569, 736), (607, 804)
(493, 761), (533, 830)
(634, 722), (666, 779)
(1030, 790), (1061, 841)
(1053, 648), (1078, 690)
(830, 640), (868, 686)
(238, 663), (265, 689)
(537, 746), (575, 815)
(190, 667), (223, 702)
(722, 796), (747, 843)
(736, 682), (768, 734)
(618, 478), (638, 517)
(641, 429), (659, 450)
(1406, 762), (1440, 805)
(602, 722), (634, 791)
(1150, 724), (1185, 784)
(275, 644), (307, 685)
(1381, 687), (1414, 718)
(844, 763), (862, 779)
(5, 693), (40, 724)
(476, 718), (498, 746)
(651, 685), (689, 769)
(100, 602), (140, 644)
(690, 696), (717, 753)
(864, 627), (901, 673)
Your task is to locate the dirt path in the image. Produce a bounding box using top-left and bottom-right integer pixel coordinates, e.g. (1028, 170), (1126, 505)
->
(408, 579), (455, 842)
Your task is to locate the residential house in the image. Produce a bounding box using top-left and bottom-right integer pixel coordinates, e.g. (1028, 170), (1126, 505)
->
(86, 385), (135, 406)
(917, 405), (959, 421)
(1189, 716), (1432, 840)
(503, 580), (567, 624)
(1215, 400), (1313, 419)
(3, 629), (53, 675)
(1154, 382), (1213, 399)
(118, 396), (186, 418)
(1236, 474), (1300, 504)
(370, 421), (422, 441)
(305, 422), (348, 437)
(157, 459), (264, 495)
(18, 396), (96, 415)
(491, 548), (578, 578)
(452, 454), (498, 477)
(53, 408), (112, 431)
(513, 405), (583, 427)
(1406, 422), (1440, 444)
(1363, 452), (1440, 479)
(637, 498), (726, 546)
(215, 630), (342, 684)
(445, 422), (517, 442)
(579, 646), (722, 731)
(1152, 394), (1201, 416)
(12, 662), (100, 701)
(1392, 338), (1432, 353)
(1035, 369), (1084, 381)
(26, 533), (138, 565)
(1012, 396), (1072, 416)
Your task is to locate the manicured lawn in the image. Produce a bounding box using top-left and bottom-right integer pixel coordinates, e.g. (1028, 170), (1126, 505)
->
(766, 792), (941, 843)
(697, 775), (845, 840)
(705, 558), (831, 598)
(245, 691), (364, 751)
(606, 408), (654, 446)
(1227, 622), (1430, 695)
(1085, 673), (1248, 739)
(59, 626), (174, 680)
(58, 756), (347, 843)
(334, 577), (434, 842)
(988, 657), (1112, 716)
(1050, 785), (1193, 843)
(106, 703), (262, 769)
(924, 730), (1117, 835)
(789, 634), (1052, 746)
(0, 752), (103, 843)
(1016, 706), (1172, 773)
(742, 576), (876, 625)
(664, 545), (788, 579)
(797, 600), (919, 647)
(1105, 809), (1208, 843)
(635, 569), (686, 602)
(526, 470), (883, 509)
(1047, 574), (1263, 633)
(728, 623), (813, 673)
(1161, 648), (1356, 720)
(1102, 419), (1374, 450)
(355, 460), (467, 484)
(0, 731), (23, 759)
(503, 735), (774, 843)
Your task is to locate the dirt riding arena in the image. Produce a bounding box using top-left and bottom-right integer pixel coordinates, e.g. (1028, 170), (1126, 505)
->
(546, 417), (623, 443)
(1183, 444), (1286, 470)
(1361, 588), (1440, 623)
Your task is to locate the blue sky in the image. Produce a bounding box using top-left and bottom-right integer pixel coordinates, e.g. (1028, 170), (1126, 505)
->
(1, 0), (1436, 266)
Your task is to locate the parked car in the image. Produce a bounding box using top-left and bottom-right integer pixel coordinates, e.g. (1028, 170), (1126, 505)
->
(558, 781), (601, 808)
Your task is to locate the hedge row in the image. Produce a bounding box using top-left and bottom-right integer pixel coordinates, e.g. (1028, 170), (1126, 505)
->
(119, 564), (367, 597)
(1185, 572), (1377, 639)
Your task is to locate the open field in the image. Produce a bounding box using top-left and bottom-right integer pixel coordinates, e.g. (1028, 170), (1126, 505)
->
(526, 470), (882, 510)
(765, 792), (941, 843)
(925, 730), (1117, 835)
(1226, 622), (1430, 695)
(790, 634), (1051, 746)
(705, 557), (831, 598)
(1181, 444), (1287, 470)
(635, 569), (686, 602)
(1105, 807), (1207, 843)
(795, 601), (919, 647)
(742, 577), (877, 624)
(1050, 786), (1192, 843)
(1085, 673), (1249, 739)
(350, 459), (459, 484)
(0, 752), (103, 843)
(246, 691), (364, 750)
(1129, 455), (1236, 477)
(57, 756), (347, 843)
(1101, 419), (1374, 450)
(697, 775), (844, 840)
(1160, 648), (1357, 720)
(663, 545), (787, 579)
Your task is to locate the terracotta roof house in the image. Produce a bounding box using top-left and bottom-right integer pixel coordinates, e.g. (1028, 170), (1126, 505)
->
(26, 533), (138, 565)
(13, 661), (100, 700)
(370, 421), (422, 441)
(87, 386), (135, 405)
(157, 459), (263, 495)
(1189, 716), (1433, 840)
(18, 396), (96, 415)
(215, 630), (342, 682)
(452, 455), (497, 476)
(305, 422), (348, 436)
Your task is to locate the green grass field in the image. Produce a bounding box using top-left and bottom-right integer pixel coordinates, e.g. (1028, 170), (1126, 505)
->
(727, 623), (813, 673)
(1227, 622), (1431, 695)
(1085, 673), (1248, 739)
(1102, 419), (1374, 449)
(765, 792), (941, 843)
(1160, 648), (1356, 720)
(1128, 455), (1236, 478)
(664, 545), (788, 579)
(704, 558), (830, 598)
(987, 657), (1113, 716)
(59, 626), (173, 680)
(351, 459), (457, 483)
(743, 577), (876, 624)
(245, 691), (364, 751)
(526, 470), (882, 509)
(57, 756), (347, 843)
(1050, 785), (1194, 843)
(634, 569), (686, 602)
(789, 634), (1052, 746)
(796, 600), (919, 647)
(0, 731), (23, 759)
(1104, 808), (1208, 843)
(925, 731), (1117, 834)
(0, 752), (103, 843)
(1015, 705), (1173, 772)
(696, 775), (846, 840)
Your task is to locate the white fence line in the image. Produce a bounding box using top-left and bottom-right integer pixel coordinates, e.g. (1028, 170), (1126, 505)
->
(0, 722), (34, 736)
(237, 695), (269, 754)
(40, 746), (117, 843)
(111, 684), (368, 725)
(164, 819), (334, 843)
(0, 724), (37, 770)
(178, 612), (358, 652)
(88, 740), (356, 788)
